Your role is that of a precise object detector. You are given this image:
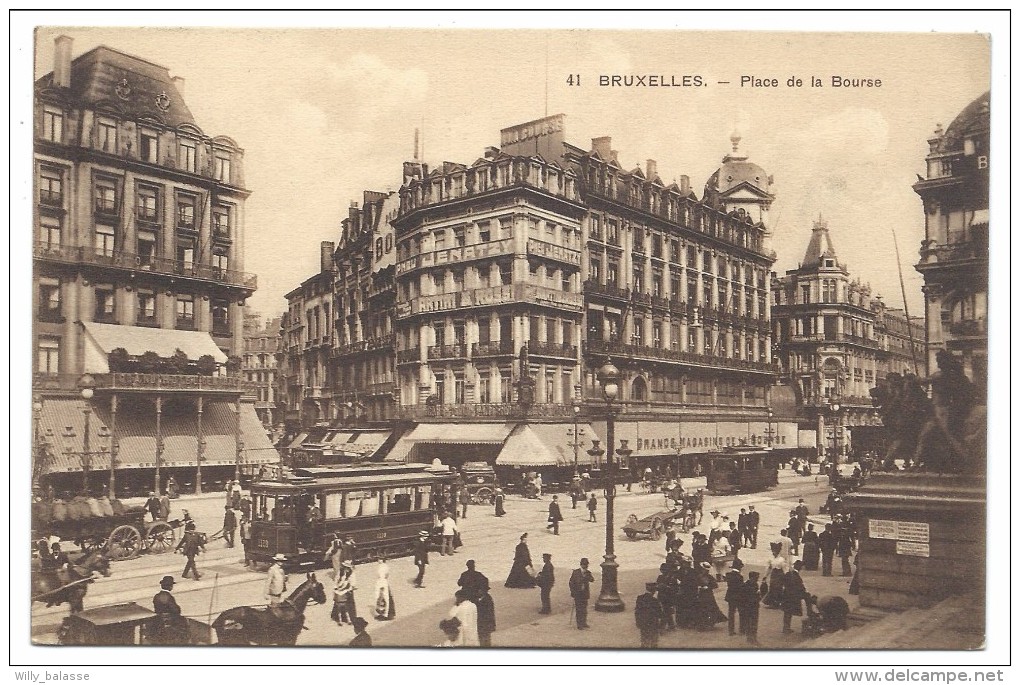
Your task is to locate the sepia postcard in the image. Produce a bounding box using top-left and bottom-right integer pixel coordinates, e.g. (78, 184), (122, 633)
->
(14, 13), (1006, 675)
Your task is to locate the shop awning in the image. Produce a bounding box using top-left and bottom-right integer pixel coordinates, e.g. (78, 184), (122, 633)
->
(82, 322), (228, 374)
(496, 422), (603, 468)
(35, 398), (278, 473)
(286, 432), (309, 450)
(383, 423), (513, 463)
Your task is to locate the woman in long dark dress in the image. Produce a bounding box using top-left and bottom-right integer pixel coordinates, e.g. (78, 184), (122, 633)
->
(504, 533), (536, 588)
(762, 543), (788, 608)
(494, 489), (507, 517)
(692, 562), (727, 630)
(801, 523), (820, 571)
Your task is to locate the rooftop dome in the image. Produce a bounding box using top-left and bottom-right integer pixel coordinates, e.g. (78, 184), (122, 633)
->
(936, 91), (990, 154)
(708, 132), (771, 194)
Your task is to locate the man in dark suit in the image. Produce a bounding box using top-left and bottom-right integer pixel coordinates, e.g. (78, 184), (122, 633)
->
(547, 495), (564, 535)
(724, 561), (745, 636)
(413, 530), (429, 588)
(747, 505), (760, 548)
(740, 571), (762, 646)
(782, 560), (810, 634)
(457, 559), (489, 600)
(569, 558), (595, 629)
(152, 575), (187, 645)
(536, 553), (555, 614)
(818, 523), (837, 576)
(222, 505), (237, 548)
(634, 582), (664, 648)
(737, 508), (751, 548)
(152, 575), (181, 616)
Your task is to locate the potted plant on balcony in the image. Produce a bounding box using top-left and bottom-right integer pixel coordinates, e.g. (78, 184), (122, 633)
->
(167, 348), (190, 375)
(225, 355), (242, 375)
(138, 351), (162, 375)
(196, 354), (218, 377)
(108, 347), (131, 373)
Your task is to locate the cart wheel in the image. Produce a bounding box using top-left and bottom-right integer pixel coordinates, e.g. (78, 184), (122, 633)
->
(472, 487), (494, 505)
(108, 524), (142, 560)
(145, 521), (176, 554)
(625, 530), (637, 540)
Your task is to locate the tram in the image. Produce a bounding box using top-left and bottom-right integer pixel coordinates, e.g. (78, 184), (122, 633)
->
(704, 446), (778, 494)
(248, 462), (458, 570)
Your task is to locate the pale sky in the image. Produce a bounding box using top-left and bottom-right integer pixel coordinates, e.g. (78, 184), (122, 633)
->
(32, 26), (989, 321)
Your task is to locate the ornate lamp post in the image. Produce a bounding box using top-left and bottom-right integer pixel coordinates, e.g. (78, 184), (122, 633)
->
(569, 397), (585, 477)
(764, 407), (776, 446)
(828, 399), (842, 477)
(78, 374), (95, 495)
(593, 359), (625, 613)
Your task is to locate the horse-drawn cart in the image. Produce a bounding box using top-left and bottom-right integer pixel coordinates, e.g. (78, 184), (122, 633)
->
(622, 508), (685, 540)
(32, 498), (182, 561)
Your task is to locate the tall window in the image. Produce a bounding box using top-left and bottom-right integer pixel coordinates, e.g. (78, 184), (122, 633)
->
(176, 295), (195, 329)
(433, 323), (445, 346)
(631, 263), (644, 292)
(42, 108), (64, 143)
(478, 375), (491, 404)
(454, 378), (466, 404)
(95, 179), (118, 215)
(653, 322), (662, 348)
(671, 272), (681, 301)
(704, 329), (714, 356)
(212, 298), (230, 333)
(687, 246), (698, 270)
(137, 230), (157, 265)
(37, 337), (60, 374)
(545, 372), (555, 404)
(590, 258), (601, 284)
(40, 215), (61, 248)
(39, 279), (61, 320)
(607, 219), (619, 245)
(607, 262), (619, 287)
(434, 230), (446, 250)
(137, 185), (159, 222)
(500, 372), (513, 403)
(652, 272), (663, 298)
(822, 279), (838, 303)
(95, 287), (115, 322)
(177, 195), (196, 228)
(94, 224), (116, 257)
(590, 215), (601, 240)
(702, 277), (713, 309)
(179, 139), (197, 173)
(39, 167), (63, 205)
(498, 262), (512, 285)
(477, 222), (491, 243)
(214, 154), (231, 182)
(137, 292), (156, 324)
(97, 118), (118, 153)
(139, 128), (158, 163)
(213, 249), (229, 276)
(687, 274), (697, 306)
(633, 318), (644, 345)
(434, 376), (446, 404)
(213, 206), (232, 238)
(454, 227), (466, 247)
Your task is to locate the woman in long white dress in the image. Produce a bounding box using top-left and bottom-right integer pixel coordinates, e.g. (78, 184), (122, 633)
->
(448, 589), (479, 646)
(373, 558), (396, 621)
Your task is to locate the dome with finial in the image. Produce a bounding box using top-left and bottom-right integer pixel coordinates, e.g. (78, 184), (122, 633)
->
(702, 130), (774, 224)
(935, 91), (990, 154)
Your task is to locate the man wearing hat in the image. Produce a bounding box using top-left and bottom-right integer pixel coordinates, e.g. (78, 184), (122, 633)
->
(457, 560), (489, 600)
(222, 504), (237, 549)
(634, 581), (664, 648)
(568, 558), (595, 629)
(782, 560), (810, 634)
(175, 521), (205, 581)
(747, 504), (760, 549)
(144, 491), (161, 521)
(348, 616), (372, 647)
(266, 554), (288, 604)
(413, 530), (430, 588)
(740, 571), (762, 645)
(709, 509), (725, 537)
(724, 560), (745, 636)
(152, 575), (186, 645)
(535, 553), (555, 614)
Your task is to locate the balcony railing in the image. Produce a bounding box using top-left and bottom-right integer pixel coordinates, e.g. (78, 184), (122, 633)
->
(332, 334), (396, 358)
(528, 341), (578, 359)
(398, 402), (574, 421)
(428, 343), (467, 360)
(31, 372), (253, 393)
(396, 348), (421, 364)
(471, 340), (515, 357)
(366, 381), (396, 396)
(212, 323), (232, 337)
(585, 339), (777, 374)
(176, 317), (196, 331)
(583, 280), (631, 300)
(946, 318), (986, 336)
(918, 240), (987, 266)
(33, 241), (257, 290)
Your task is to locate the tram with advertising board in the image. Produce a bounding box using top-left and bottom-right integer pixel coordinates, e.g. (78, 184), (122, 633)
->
(248, 462), (458, 570)
(704, 446), (779, 495)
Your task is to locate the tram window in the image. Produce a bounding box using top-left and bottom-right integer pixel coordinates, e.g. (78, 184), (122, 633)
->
(344, 490), (381, 517)
(415, 486), (432, 510)
(271, 496), (296, 524)
(254, 495), (274, 522)
(385, 487), (415, 514)
(323, 492), (343, 519)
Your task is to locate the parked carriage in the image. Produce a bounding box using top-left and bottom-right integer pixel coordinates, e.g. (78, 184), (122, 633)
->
(58, 602), (213, 645)
(704, 446), (778, 495)
(622, 508), (687, 541)
(32, 497), (182, 561)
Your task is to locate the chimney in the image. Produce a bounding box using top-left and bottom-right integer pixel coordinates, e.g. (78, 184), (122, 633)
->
(53, 35), (73, 88)
(349, 201), (360, 231)
(320, 241), (335, 273)
(680, 175), (691, 194)
(171, 75), (185, 97)
(646, 159), (657, 179)
(484, 146), (499, 160)
(591, 136), (612, 159)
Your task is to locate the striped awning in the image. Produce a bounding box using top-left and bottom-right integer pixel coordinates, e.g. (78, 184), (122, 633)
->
(496, 422), (603, 467)
(82, 321), (228, 374)
(35, 398), (278, 473)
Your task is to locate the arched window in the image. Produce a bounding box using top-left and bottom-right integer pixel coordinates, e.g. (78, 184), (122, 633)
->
(631, 376), (648, 402)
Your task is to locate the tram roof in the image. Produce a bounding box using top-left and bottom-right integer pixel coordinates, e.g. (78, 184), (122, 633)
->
(251, 463), (454, 492)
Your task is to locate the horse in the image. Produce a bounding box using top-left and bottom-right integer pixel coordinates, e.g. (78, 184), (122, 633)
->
(32, 548), (112, 613)
(211, 573), (327, 646)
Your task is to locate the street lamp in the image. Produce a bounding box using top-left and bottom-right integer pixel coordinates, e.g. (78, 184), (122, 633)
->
(593, 359), (625, 613)
(569, 397), (585, 477)
(78, 374), (95, 495)
(764, 407), (776, 447)
(828, 399), (842, 477)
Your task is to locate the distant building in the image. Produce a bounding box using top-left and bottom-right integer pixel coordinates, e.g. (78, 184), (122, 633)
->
(32, 36), (277, 496)
(772, 216), (924, 460)
(913, 91), (989, 392)
(242, 308), (281, 431)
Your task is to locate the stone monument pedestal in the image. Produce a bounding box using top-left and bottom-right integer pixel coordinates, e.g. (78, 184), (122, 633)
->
(847, 473), (985, 611)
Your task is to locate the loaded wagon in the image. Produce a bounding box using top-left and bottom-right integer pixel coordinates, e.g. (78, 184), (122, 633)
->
(58, 602), (214, 645)
(32, 497), (183, 561)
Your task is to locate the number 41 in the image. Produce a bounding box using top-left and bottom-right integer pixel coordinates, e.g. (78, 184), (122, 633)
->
(566, 74), (581, 86)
